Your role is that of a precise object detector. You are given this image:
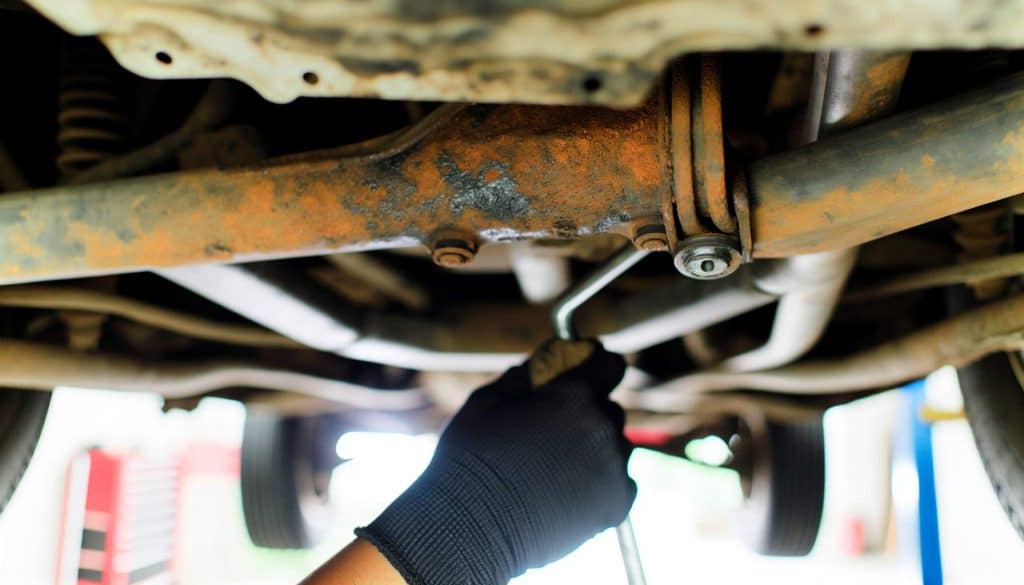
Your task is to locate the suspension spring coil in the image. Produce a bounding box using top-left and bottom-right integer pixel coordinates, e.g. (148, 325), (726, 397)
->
(56, 39), (130, 179)
(56, 38), (130, 350)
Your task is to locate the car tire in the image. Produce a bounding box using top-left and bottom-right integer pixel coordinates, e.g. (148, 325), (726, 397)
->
(240, 410), (338, 549)
(956, 353), (1024, 539)
(0, 389), (51, 514)
(742, 417), (826, 557)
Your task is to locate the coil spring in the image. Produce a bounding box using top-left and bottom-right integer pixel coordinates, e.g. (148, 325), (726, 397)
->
(56, 39), (129, 350)
(56, 40), (129, 178)
(952, 204), (1010, 300)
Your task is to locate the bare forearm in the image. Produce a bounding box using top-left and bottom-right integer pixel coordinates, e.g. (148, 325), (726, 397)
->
(300, 539), (407, 585)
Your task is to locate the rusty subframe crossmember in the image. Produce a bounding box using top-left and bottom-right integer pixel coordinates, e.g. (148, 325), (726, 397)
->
(3, 65), (1024, 283)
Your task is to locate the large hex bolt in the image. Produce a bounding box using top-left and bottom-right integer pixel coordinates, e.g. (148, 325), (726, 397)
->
(674, 234), (742, 279)
(430, 230), (479, 267)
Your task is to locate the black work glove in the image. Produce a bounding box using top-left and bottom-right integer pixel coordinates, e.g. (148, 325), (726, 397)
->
(356, 341), (635, 585)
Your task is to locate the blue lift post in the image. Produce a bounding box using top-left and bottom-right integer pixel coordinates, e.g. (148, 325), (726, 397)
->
(898, 380), (944, 585)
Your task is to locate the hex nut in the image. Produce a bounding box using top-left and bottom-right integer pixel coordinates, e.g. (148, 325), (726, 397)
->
(674, 234), (742, 279)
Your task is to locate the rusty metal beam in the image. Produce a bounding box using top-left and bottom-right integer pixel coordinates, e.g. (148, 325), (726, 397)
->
(3, 71), (1024, 283)
(0, 98), (667, 284)
(748, 71), (1024, 258)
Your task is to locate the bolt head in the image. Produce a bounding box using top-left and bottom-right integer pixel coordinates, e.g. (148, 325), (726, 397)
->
(633, 224), (670, 252)
(674, 235), (742, 280)
(435, 250), (470, 266)
(429, 230), (479, 267)
(637, 234), (669, 252)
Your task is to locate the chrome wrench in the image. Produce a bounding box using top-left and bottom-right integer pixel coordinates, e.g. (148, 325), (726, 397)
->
(549, 245), (648, 585)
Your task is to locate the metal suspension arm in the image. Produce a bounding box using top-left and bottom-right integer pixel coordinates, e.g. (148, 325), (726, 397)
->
(0, 69), (1023, 284)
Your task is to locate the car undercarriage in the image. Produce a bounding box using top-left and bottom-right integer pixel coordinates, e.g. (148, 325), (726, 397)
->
(4, 0), (1024, 555)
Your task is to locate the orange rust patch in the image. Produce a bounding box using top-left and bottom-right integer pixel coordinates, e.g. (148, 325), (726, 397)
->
(65, 222), (127, 268)
(482, 167), (503, 183)
(0, 99), (670, 284)
(127, 227), (182, 268)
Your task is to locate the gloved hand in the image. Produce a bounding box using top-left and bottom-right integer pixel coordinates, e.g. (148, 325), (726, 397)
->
(356, 341), (635, 585)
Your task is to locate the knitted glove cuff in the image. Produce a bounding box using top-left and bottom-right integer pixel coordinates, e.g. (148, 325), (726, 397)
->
(356, 448), (522, 585)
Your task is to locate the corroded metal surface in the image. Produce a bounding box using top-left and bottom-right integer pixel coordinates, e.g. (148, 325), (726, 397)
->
(26, 0), (1024, 106)
(671, 58), (733, 237)
(0, 98), (667, 284)
(3, 70), (1024, 283)
(748, 72), (1024, 258)
(691, 57), (734, 234)
(669, 66), (704, 236)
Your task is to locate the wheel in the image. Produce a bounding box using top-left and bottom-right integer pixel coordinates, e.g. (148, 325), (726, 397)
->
(0, 389), (51, 514)
(956, 353), (1024, 538)
(949, 283), (1024, 540)
(738, 415), (826, 556)
(240, 410), (340, 549)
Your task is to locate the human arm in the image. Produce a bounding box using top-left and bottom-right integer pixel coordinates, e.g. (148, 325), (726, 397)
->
(302, 340), (635, 585)
(300, 538), (407, 585)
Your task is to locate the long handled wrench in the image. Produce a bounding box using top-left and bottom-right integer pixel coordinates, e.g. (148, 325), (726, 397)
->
(549, 246), (649, 585)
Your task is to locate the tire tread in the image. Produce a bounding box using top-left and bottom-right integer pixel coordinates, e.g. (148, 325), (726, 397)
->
(958, 354), (1024, 540)
(0, 391), (51, 515)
